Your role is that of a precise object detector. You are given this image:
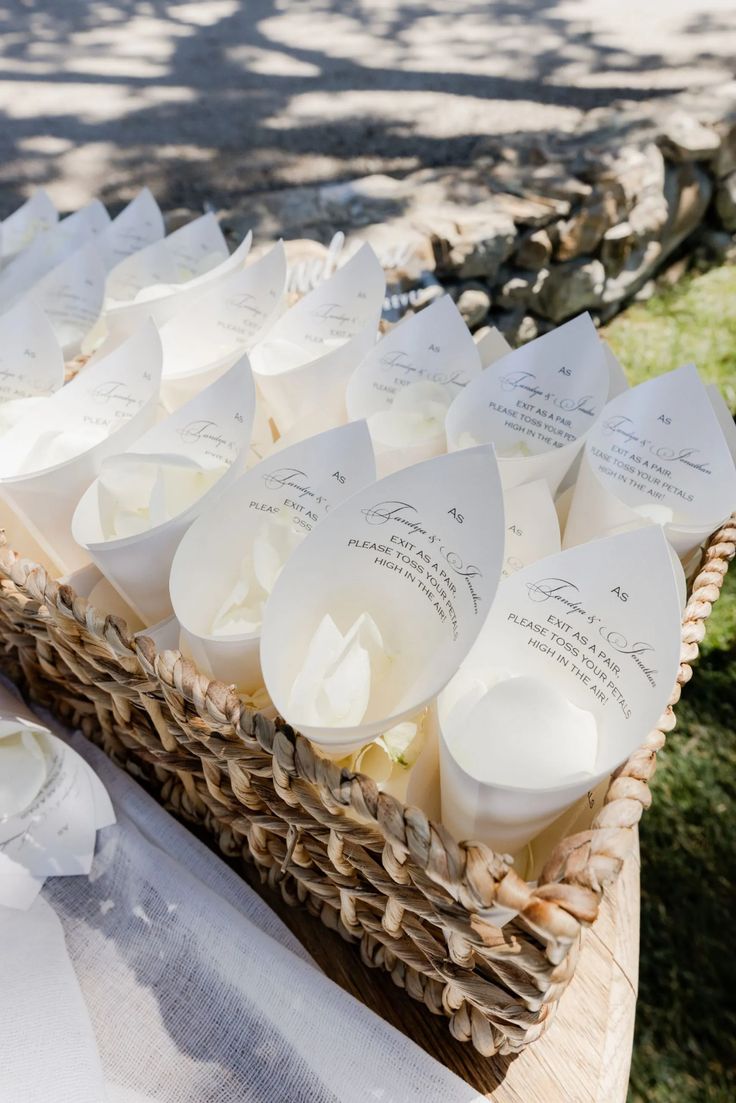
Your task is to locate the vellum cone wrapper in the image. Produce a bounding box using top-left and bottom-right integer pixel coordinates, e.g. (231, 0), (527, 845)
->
(502, 479), (560, 577)
(0, 321), (162, 574)
(0, 683), (115, 910)
(106, 211), (228, 305)
(170, 420), (376, 693)
(563, 364), (736, 560)
(159, 241), (287, 411)
(445, 313), (609, 495)
(249, 243), (385, 438)
(261, 446), (506, 757)
(0, 198), (108, 309)
(346, 295), (482, 476)
(438, 526), (682, 856)
(30, 239), (107, 356)
(0, 299), (64, 434)
(104, 227), (253, 340)
(95, 187), (164, 273)
(0, 189), (57, 265)
(474, 326), (512, 368)
(72, 355), (256, 626)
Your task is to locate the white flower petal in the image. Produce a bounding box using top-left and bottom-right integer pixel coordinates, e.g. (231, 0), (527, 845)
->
(0, 729), (48, 818)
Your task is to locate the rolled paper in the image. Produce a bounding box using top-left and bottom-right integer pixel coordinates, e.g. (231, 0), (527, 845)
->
(346, 294), (482, 476)
(0, 684), (115, 910)
(502, 479), (560, 577)
(475, 326), (512, 368)
(0, 198), (108, 308)
(159, 241), (287, 411)
(603, 342), (630, 400)
(0, 189), (57, 264)
(260, 446), (506, 755)
(103, 230), (253, 340)
(106, 210), (228, 304)
(30, 240), (107, 356)
(0, 299), (64, 433)
(249, 243), (385, 437)
(170, 420), (376, 692)
(0, 321), (162, 573)
(438, 526), (682, 854)
(72, 355), (255, 625)
(707, 383), (736, 462)
(96, 187), (164, 273)
(563, 364), (736, 559)
(445, 312), (610, 495)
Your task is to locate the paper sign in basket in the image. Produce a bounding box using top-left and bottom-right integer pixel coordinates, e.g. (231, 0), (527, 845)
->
(249, 243), (385, 437)
(563, 364), (736, 559)
(0, 683), (114, 910)
(0, 320), (162, 574)
(260, 446), (506, 755)
(445, 313), (609, 495)
(105, 211), (229, 304)
(104, 230), (253, 340)
(159, 241), (286, 411)
(73, 355), (256, 626)
(170, 420), (376, 693)
(345, 294), (482, 476)
(96, 187), (165, 273)
(0, 190), (57, 265)
(438, 526), (682, 854)
(0, 299), (64, 432)
(30, 240), (107, 356)
(0, 198), (109, 308)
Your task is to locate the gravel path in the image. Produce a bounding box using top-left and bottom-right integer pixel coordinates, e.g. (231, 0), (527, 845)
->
(0, 0), (734, 213)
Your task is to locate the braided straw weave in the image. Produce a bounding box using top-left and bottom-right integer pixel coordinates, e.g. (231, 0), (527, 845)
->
(0, 516), (733, 1056)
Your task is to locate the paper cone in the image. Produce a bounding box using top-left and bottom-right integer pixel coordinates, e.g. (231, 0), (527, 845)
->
(438, 527), (683, 854)
(249, 243), (385, 437)
(30, 240), (107, 356)
(170, 420), (376, 692)
(446, 313), (610, 495)
(96, 188), (164, 273)
(0, 321), (162, 573)
(0, 199), (108, 308)
(0, 190), (57, 265)
(563, 364), (736, 559)
(260, 446), (506, 755)
(105, 211), (228, 304)
(0, 299), (64, 432)
(474, 326), (512, 367)
(72, 355), (255, 625)
(159, 241), (286, 411)
(345, 294), (482, 477)
(502, 478), (560, 577)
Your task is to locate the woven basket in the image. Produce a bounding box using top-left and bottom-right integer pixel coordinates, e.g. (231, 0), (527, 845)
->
(0, 516), (733, 1057)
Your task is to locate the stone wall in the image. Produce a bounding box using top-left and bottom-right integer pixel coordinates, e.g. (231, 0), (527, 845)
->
(214, 85), (736, 342)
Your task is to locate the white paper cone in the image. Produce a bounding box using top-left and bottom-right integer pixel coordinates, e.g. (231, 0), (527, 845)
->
(104, 231), (253, 341)
(171, 420), (376, 692)
(563, 364), (736, 559)
(0, 298), (64, 432)
(0, 199), (108, 308)
(603, 341), (630, 399)
(96, 188), (165, 272)
(106, 211), (228, 304)
(249, 243), (385, 437)
(707, 383), (736, 462)
(73, 355), (255, 625)
(502, 478), (560, 576)
(346, 295), (482, 477)
(0, 189), (57, 264)
(30, 240), (107, 356)
(474, 326), (512, 367)
(159, 241), (286, 411)
(438, 526), (682, 853)
(446, 313), (610, 495)
(0, 320), (162, 573)
(261, 446), (506, 754)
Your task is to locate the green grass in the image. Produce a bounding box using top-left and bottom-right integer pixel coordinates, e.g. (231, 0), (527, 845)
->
(603, 268), (736, 1103)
